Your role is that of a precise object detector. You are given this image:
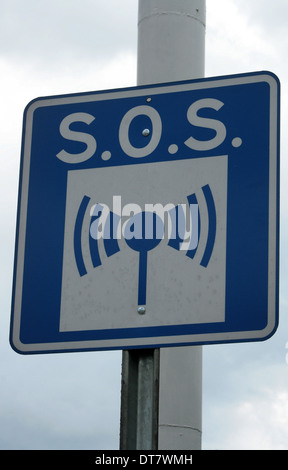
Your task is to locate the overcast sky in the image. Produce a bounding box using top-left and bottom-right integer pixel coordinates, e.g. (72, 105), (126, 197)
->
(1, 0), (288, 450)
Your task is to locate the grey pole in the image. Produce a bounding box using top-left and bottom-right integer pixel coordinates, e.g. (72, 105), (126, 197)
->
(120, 0), (205, 450)
(120, 349), (159, 449)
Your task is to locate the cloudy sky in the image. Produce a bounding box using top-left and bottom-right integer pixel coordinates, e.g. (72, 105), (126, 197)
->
(1, 0), (288, 450)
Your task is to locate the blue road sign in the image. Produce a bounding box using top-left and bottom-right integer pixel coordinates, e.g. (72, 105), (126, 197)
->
(10, 71), (280, 354)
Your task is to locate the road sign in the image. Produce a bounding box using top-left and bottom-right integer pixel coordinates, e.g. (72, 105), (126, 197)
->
(10, 71), (280, 354)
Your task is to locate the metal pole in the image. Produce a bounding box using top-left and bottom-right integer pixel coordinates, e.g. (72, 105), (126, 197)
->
(137, 0), (205, 83)
(120, 0), (205, 450)
(120, 349), (159, 450)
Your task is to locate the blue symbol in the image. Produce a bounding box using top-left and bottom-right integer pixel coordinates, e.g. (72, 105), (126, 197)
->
(73, 184), (217, 306)
(74, 198), (121, 276)
(167, 185), (216, 268)
(123, 212), (164, 305)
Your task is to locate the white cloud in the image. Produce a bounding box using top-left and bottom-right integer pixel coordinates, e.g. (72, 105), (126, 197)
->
(206, 0), (280, 77)
(234, 0), (288, 36)
(0, 0), (138, 67)
(203, 359), (288, 449)
(229, 389), (288, 450)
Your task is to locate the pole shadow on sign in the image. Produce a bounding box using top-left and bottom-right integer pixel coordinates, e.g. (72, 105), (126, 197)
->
(73, 184), (216, 307)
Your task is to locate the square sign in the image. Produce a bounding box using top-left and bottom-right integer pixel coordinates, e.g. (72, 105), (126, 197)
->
(10, 71), (280, 354)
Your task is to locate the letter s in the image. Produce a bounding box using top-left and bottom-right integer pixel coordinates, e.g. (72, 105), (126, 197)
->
(184, 98), (226, 151)
(56, 112), (97, 163)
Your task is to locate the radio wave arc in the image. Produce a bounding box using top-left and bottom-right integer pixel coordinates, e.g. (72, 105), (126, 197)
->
(74, 195), (90, 277)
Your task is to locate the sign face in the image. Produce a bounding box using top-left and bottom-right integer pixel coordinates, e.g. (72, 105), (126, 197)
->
(10, 71), (280, 354)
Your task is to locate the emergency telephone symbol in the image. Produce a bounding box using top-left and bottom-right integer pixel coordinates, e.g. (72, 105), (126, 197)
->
(73, 184), (216, 306)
